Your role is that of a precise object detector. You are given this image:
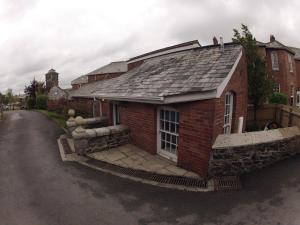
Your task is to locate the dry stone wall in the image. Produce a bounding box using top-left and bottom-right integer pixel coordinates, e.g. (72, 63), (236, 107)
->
(72, 125), (130, 154)
(209, 127), (300, 177)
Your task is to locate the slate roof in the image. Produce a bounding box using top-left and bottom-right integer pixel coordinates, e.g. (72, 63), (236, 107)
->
(87, 61), (128, 76)
(289, 47), (300, 60)
(265, 40), (295, 54)
(71, 43), (243, 103)
(71, 75), (88, 85)
(129, 40), (201, 62)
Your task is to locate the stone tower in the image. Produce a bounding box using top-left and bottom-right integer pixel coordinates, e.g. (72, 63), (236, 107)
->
(45, 69), (59, 91)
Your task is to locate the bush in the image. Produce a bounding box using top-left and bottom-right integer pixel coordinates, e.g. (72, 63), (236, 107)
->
(36, 95), (48, 110)
(26, 97), (36, 109)
(269, 93), (288, 105)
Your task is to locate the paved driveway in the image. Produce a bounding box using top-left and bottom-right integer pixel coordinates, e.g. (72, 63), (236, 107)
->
(1, 110), (300, 225)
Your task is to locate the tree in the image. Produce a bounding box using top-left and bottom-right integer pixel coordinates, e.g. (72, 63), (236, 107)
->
(24, 79), (47, 109)
(5, 89), (14, 103)
(232, 24), (273, 123)
(24, 79), (46, 98)
(269, 93), (288, 105)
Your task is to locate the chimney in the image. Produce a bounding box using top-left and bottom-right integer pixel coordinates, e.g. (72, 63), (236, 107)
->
(213, 36), (218, 45)
(220, 37), (224, 52)
(270, 34), (276, 42)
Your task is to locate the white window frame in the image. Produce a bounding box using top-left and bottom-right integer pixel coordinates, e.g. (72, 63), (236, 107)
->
(288, 54), (294, 72)
(296, 91), (300, 107)
(157, 106), (179, 162)
(99, 101), (103, 117)
(273, 83), (280, 93)
(223, 92), (234, 134)
(290, 85), (295, 98)
(271, 51), (279, 71)
(113, 103), (120, 125)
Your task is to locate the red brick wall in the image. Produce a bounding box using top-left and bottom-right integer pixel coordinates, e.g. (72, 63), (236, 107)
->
(127, 60), (144, 71)
(213, 52), (248, 141)
(295, 60), (300, 90)
(177, 100), (215, 176)
(120, 102), (157, 154)
(87, 72), (124, 83)
(266, 49), (297, 104)
(177, 52), (248, 176)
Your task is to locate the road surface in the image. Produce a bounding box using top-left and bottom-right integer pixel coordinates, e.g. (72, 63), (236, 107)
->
(1, 110), (300, 225)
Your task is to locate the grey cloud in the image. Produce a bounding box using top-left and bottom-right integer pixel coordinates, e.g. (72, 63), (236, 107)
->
(1, 0), (300, 93)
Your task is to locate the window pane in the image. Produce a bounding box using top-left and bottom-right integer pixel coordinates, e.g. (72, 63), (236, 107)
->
(170, 123), (176, 133)
(160, 110), (164, 119)
(165, 122), (170, 131)
(160, 120), (165, 130)
(171, 135), (177, 144)
(166, 142), (170, 151)
(176, 112), (179, 123)
(176, 124), (179, 133)
(166, 133), (171, 142)
(165, 110), (170, 120)
(161, 132), (165, 141)
(161, 141), (165, 149)
(171, 111), (176, 122)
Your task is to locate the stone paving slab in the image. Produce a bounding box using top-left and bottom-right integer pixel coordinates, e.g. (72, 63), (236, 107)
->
(88, 144), (201, 179)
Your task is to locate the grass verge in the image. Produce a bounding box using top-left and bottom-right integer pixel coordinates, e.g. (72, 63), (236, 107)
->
(36, 110), (67, 129)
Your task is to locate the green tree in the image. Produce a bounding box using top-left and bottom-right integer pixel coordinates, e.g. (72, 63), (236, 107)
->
(5, 88), (14, 103)
(232, 24), (273, 123)
(36, 94), (48, 110)
(269, 92), (288, 105)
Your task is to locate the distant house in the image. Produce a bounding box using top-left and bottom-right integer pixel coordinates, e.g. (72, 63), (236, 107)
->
(70, 41), (248, 176)
(71, 61), (128, 90)
(48, 86), (71, 100)
(258, 35), (298, 106)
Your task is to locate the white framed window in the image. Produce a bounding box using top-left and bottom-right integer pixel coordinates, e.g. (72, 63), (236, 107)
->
(113, 103), (120, 125)
(224, 92), (234, 134)
(157, 107), (179, 162)
(288, 54), (294, 72)
(290, 85), (295, 98)
(273, 83), (280, 93)
(271, 51), (279, 71)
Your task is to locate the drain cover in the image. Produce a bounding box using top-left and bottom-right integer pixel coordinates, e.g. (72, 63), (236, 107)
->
(214, 176), (241, 191)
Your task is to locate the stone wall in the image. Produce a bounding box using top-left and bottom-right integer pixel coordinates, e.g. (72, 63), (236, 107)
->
(209, 126), (300, 177)
(72, 125), (130, 154)
(66, 116), (108, 133)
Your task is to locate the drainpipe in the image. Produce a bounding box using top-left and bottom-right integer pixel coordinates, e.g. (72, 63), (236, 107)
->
(238, 117), (244, 133)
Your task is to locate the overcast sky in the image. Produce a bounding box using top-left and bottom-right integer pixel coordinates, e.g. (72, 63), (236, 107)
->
(1, 0), (300, 94)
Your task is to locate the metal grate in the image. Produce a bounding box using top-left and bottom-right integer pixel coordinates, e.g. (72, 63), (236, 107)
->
(86, 158), (208, 189)
(213, 176), (241, 191)
(60, 138), (73, 154)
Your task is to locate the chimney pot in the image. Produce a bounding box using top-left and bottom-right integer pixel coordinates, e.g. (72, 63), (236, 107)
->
(270, 35), (276, 42)
(213, 36), (218, 45)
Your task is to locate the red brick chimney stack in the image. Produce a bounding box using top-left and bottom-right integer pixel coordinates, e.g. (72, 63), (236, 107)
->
(270, 35), (276, 42)
(213, 36), (218, 45)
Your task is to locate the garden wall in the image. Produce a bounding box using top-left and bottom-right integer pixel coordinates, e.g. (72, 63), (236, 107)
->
(209, 126), (300, 177)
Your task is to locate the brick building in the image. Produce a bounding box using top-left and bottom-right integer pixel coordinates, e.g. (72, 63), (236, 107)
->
(258, 35), (299, 106)
(71, 61), (128, 90)
(70, 42), (248, 176)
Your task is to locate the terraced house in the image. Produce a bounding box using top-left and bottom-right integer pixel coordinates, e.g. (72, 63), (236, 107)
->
(69, 41), (248, 176)
(258, 35), (300, 106)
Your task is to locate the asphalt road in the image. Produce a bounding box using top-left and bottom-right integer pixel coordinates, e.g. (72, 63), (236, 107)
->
(1, 110), (300, 225)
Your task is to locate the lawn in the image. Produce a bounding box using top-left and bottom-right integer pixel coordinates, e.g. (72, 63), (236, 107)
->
(36, 110), (67, 129)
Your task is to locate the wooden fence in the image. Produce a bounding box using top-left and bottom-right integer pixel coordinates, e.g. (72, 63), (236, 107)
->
(247, 104), (300, 129)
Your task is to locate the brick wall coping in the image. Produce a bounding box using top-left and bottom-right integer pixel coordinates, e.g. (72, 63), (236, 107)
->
(212, 126), (300, 149)
(67, 116), (108, 128)
(72, 124), (129, 140)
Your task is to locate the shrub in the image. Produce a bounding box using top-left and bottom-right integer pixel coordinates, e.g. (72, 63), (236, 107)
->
(36, 95), (48, 110)
(269, 93), (288, 105)
(26, 97), (36, 109)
